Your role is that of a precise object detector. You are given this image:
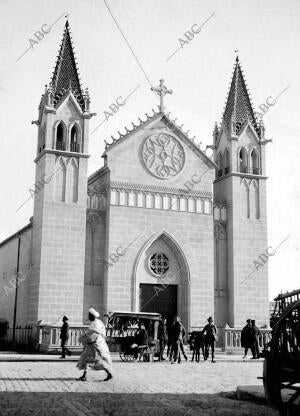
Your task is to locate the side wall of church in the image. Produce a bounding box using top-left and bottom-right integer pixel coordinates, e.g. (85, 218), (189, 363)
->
(0, 225), (32, 326)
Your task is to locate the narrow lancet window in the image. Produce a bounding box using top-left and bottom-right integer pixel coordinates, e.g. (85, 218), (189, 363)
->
(56, 122), (66, 151)
(70, 125), (79, 152)
(251, 149), (259, 175)
(224, 149), (230, 174)
(217, 153), (223, 177)
(239, 148), (248, 173)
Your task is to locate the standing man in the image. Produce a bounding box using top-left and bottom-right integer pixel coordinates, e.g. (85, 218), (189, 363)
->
(167, 319), (174, 361)
(241, 319), (253, 359)
(157, 317), (168, 361)
(241, 319), (252, 359)
(171, 316), (188, 364)
(60, 316), (72, 358)
(251, 319), (260, 359)
(202, 317), (218, 363)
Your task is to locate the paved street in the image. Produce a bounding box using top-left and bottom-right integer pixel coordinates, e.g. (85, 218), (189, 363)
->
(0, 360), (278, 416)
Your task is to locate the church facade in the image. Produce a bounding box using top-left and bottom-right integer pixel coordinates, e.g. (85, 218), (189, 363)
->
(0, 22), (270, 340)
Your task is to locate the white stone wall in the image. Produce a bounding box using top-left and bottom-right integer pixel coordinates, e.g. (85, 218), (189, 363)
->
(29, 96), (89, 325)
(102, 117), (216, 331)
(0, 225), (32, 326)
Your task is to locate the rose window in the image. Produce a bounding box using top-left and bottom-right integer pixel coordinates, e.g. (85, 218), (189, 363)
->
(142, 133), (185, 179)
(149, 253), (169, 276)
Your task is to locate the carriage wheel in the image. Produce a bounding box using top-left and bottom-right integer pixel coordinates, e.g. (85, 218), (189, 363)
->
(119, 351), (137, 362)
(263, 352), (283, 407)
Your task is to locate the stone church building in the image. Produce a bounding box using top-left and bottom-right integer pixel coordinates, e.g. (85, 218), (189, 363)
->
(0, 22), (270, 340)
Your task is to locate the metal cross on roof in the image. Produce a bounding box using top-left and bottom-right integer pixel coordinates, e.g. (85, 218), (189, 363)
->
(151, 79), (173, 113)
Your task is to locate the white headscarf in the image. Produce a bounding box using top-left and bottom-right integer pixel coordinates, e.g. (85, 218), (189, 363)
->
(89, 307), (100, 318)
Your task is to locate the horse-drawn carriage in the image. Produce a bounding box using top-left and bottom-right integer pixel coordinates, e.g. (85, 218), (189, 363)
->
(263, 289), (300, 413)
(106, 311), (161, 362)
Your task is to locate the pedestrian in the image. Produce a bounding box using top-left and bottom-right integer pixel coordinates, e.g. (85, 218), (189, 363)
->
(157, 317), (168, 361)
(251, 319), (260, 359)
(202, 317), (218, 363)
(60, 316), (72, 359)
(76, 307), (113, 381)
(241, 319), (252, 359)
(167, 319), (174, 361)
(171, 316), (188, 364)
(179, 319), (188, 361)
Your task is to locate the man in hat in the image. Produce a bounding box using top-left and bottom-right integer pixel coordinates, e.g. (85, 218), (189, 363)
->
(202, 317), (218, 363)
(251, 319), (260, 359)
(60, 316), (72, 358)
(241, 319), (253, 359)
(171, 316), (188, 364)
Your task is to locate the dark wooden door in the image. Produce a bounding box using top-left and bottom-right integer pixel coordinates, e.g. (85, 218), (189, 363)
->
(139, 283), (177, 323)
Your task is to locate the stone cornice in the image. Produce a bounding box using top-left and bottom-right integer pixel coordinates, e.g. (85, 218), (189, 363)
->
(109, 180), (212, 198)
(214, 172), (268, 184)
(34, 149), (90, 163)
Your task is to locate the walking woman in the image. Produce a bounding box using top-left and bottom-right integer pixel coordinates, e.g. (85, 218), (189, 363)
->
(76, 308), (113, 381)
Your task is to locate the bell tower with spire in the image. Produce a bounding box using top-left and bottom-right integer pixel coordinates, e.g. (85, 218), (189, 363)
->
(212, 56), (270, 328)
(29, 21), (94, 324)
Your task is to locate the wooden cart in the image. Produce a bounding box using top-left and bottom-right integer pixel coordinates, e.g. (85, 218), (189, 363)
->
(263, 289), (300, 414)
(106, 311), (161, 362)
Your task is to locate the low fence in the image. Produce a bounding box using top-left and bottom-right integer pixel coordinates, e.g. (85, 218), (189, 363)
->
(224, 326), (272, 353)
(0, 324), (87, 352)
(39, 325), (88, 353)
(0, 324), (273, 354)
(0, 325), (36, 349)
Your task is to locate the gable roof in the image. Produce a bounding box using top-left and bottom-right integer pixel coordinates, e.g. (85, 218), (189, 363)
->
(101, 108), (216, 169)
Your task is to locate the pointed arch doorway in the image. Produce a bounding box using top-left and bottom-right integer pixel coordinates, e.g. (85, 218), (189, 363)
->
(132, 232), (190, 330)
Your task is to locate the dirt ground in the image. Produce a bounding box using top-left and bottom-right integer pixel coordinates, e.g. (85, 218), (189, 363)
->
(0, 360), (278, 415)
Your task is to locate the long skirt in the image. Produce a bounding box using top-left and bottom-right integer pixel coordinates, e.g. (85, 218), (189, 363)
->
(77, 335), (112, 374)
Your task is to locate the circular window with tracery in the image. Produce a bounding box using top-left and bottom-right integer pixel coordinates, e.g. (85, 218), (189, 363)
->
(149, 253), (169, 276)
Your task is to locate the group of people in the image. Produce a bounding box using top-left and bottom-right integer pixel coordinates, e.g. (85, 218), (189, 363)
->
(241, 319), (261, 359)
(158, 315), (218, 363)
(59, 311), (260, 380)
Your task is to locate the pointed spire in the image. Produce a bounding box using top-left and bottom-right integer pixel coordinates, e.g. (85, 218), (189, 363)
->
(222, 57), (260, 137)
(50, 21), (85, 110)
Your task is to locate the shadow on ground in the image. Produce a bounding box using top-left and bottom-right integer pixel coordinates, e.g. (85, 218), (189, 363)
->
(0, 391), (278, 416)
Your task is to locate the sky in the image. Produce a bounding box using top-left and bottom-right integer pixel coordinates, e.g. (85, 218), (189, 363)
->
(0, 0), (299, 300)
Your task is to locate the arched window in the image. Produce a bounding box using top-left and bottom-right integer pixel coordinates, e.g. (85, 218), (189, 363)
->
(56, 122), (66, 151)
(70, 125), (80, 153)
(68, 158), (79, 202)
(224, 149), (230, 174)
(217, 153), (223, 177)
(239, 147), (248, 173)
(251, 149), (259, 175)
(55, 158), (66, 201)
(249, 180), (259, 219)
(241, 180), (250, 218)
